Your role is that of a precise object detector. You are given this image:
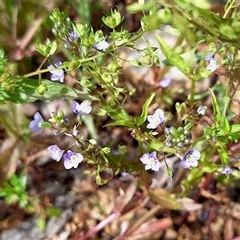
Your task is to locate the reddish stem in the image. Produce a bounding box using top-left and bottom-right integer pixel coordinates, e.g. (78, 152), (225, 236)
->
(77, 212), (120, 240)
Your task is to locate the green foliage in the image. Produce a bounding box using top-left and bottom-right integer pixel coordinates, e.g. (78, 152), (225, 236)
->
(0, 171), (29, 208)
(0, 78), (97, 103)
(102, 9), (123, 29)
(136, 93), (155, 126)
(156, 35), (190, 76)
(35, 39), (58, 57)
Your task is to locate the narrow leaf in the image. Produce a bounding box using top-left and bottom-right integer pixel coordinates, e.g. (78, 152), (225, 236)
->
(156, 35), (190, 75)
(231, 124), (240, 133)
(217, 143), (229, 166)
(100, 96), (134, 127)
(0, 78), (97, 103)
(208, 88), (221, 127)
(136, 93), (155, 126)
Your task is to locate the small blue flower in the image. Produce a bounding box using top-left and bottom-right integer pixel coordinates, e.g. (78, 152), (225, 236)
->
(165, 141), (172, 147)
(147, 109), (165, 129)
(205, 54), (219, 73)
(93, 39), (109, 52)
(29, 112), (44, 134)
(72, 100), (92, 115)
(68, 31), (79, 42)
(205, 53), (215, 61)
(48, 61), (64, 82)
(48, 144), (64, 162)
(181, 149), (201, 169)
(221, 165), (233, 175)
(63, 150), (83, 169)
(206, 59), (219, 72)
(227, 52), (233, 61)
(197, 106), (207, 115)
(140, 151), (161, 171)
(64, 31), (79, 48)
(159, 77), (172, 88)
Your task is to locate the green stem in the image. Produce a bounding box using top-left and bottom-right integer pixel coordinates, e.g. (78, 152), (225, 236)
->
(23, 52), (105, 78)
(189, 76), (195, 105)
(223, 0), (235, 18)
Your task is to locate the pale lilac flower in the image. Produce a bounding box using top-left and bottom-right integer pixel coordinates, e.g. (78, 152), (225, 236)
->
(63, 150), (83, 169)
(159, 77), (172, 88)
(53, 130), (60, 135)
(48, 61), (64, 82)
(206, 59), (219, 72)
(29, 112), (44, 134)
(93, 39), (109, 52)
(181, 149), (201, 169)
(205, 53), (219, 72)
(165, 141), (172, 147)
(227, 52), (233, 61)
(221, 165), (233, 175)
(197, 106), (207, 115)
(146, 109), (165, 129)
(48, 144), (64, 162)
(205, 53), (214, 61)
(140, 151), (161, 171)
(121, 172), (130, 177)
(72, 100), (92, 115)
(72, 129), (80, 137)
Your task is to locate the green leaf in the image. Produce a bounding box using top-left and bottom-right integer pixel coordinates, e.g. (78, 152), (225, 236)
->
(126, 2), (154, 13)
(222, 118), (231, 134)
(156, 35), (190, 75)
(136, 93), (155, 126)
(217, 143), (229, 166)
(173, 2), (240, 49)
(208, 88), (221, 127)
(46, 207), (61, 217)
(100, 96), (135, 127)
(19, 195), (28, 208)
(231, 124), (240, 133)
(36, 217), (46, 231)
(104, 120), (135, 128)
(0, 78), (97, 103)
(228, 132), (240, 142)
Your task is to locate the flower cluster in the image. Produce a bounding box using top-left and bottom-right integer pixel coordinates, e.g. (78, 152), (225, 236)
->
(29, 100), (93, 169)
(140, 108), (197, 174)
(64, 31), (79, 48)
(165, 126), (192, 148)
(48, 145), (83, 169)
(51, 12), (74, 41)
